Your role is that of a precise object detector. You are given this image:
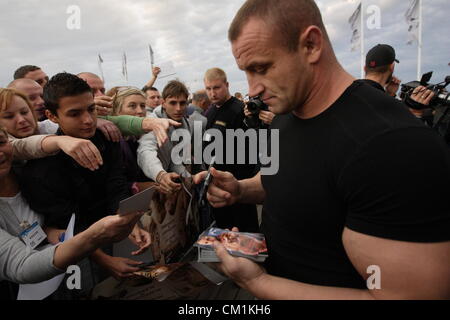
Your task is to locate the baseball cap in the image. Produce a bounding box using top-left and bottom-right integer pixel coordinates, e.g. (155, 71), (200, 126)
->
(365, 44), (399, 68)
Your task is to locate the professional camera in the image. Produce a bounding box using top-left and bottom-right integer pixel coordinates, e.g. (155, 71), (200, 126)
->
(245, 96), (270, 129)
(400, 72), (450, 110)
(400, 72), (450, 145)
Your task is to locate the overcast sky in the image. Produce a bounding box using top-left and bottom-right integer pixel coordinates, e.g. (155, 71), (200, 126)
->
(0, 0), (448, 95)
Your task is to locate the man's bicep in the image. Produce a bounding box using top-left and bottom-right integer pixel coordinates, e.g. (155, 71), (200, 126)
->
(342, 227), (450, 299)
(340, 127), (450, 242)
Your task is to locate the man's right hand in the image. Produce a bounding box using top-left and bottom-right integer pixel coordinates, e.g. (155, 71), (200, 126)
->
(152, 66), (161, 78)
(142, 118), (181, 146)
(95, 96), (113, 116)
(193, 168), (241, 208)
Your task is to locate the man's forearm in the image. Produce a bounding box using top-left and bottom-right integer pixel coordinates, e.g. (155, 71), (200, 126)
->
(238, 172), (266, 205)
(53, 231), (101, 270)
(245, 273), (374, 300)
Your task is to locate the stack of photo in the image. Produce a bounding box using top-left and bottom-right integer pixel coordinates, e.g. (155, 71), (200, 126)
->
(194, 228), (268, 263)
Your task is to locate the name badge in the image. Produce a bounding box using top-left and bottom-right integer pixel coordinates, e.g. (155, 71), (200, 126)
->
(19, 221), (47, 250)
(214, 120), (227, 127)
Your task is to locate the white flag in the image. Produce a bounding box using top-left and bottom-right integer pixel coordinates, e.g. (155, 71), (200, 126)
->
(97, 54), (105, 82)
(348, 3), (361, 52)
(122, 52), (128, 82)
(405, 0), (420, 45)
(148, 44), (154, 68)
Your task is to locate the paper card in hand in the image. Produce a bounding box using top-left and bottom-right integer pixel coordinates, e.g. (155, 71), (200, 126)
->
(119, 187), (155, 216)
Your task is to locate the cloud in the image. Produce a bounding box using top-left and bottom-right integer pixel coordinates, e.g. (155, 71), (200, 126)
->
(0, 0), (448, 95)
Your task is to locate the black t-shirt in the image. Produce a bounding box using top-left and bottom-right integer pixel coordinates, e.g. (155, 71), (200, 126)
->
(261, 80), (450, 288)
(19, 130), (130, 231)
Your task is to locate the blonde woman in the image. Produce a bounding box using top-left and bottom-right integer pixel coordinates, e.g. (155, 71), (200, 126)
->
(111, 87), (153, 193)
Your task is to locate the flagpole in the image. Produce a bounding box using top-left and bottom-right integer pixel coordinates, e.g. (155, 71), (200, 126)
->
(360, 0), (365, 79)
(417, 0), (422, 80)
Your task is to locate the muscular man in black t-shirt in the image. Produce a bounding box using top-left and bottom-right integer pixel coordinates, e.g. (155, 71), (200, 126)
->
(194, 0), (450, 299)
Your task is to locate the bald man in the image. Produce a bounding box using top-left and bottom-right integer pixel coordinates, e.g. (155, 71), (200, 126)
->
(8, 78), (47, 121)
(77, 72), (106, 97)
(77, 72), (112, 116)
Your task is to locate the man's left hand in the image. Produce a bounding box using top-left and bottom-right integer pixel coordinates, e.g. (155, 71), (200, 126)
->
(214, 239), (266, 290)
(97, 118), (122, 143)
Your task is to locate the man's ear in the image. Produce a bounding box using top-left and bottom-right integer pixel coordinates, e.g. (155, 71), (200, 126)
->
(299, 26), (324, 64)
(45, 109), (59, 124)
(390, 62), (395, 73)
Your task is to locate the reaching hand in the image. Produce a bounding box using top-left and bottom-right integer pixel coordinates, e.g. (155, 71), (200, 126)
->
(94, 95), (113, 116)
(152, 67), (161, 78)
(142, 118), (181, 146)
(101, 256), (143, 280)
(56, 136), (103, 171)
(89, 211), (144, 245)
(129, 224), (152, 256)
(97, 118), (122, 143)
(158, 172), (182, 194)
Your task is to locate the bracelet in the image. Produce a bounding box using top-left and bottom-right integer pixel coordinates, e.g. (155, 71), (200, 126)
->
(156, 171), (166, 184)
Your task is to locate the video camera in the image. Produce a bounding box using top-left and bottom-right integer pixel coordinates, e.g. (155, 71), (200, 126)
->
(400, 72), (450, 145)
(400, 72), (450, 109)
(245, 96), (269, 128)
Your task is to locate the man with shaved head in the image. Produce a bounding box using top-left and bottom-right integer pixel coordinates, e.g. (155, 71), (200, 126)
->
(8, 78), (46, 121)
(77, 72), (113, 117)
(195, 0), (450, 300)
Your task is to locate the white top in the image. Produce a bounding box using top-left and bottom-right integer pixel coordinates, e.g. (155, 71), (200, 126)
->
(38, 120), (59, 135)
(0, 193), (44, 237)
(0, 193), (62, 284)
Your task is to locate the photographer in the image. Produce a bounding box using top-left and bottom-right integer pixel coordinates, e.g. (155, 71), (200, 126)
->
(362, 44), (401, 97)
(363, 44), (440, 128)
(244, 101), (276, 129)
(400, 72), (450, 144)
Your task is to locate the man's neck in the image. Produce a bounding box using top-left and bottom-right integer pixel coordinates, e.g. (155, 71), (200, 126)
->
(217, 94), (232, 108)
(365, 73), (388, 89)
(294, 61), (355, 119)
